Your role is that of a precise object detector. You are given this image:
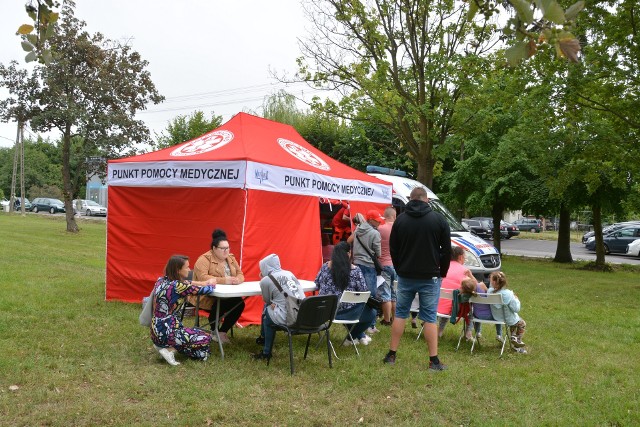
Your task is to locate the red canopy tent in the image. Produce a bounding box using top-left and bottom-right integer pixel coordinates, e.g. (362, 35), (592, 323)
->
(106, 113), (392, 324)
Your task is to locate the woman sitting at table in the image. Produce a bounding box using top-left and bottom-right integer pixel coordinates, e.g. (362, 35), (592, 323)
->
(192, 228), (245, 344)
(316, 241), (375, 345)
(151, 254), (216, 365)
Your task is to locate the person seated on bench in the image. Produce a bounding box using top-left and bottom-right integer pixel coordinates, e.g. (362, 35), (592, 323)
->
(192, 228), (245, 344)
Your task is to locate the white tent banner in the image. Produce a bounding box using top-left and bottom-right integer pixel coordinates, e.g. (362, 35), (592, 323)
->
(245, 161), (392, 203)
(108, 161), (246, 188)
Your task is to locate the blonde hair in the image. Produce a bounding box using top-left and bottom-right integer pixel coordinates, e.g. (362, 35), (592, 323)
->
(460, 277), (477, 296)
(490, 271), (508, 291)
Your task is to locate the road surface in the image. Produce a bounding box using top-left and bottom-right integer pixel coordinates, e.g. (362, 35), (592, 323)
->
(498, 238), (640, 265)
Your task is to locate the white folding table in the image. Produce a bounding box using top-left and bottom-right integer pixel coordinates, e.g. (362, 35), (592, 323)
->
(195, 280), (317, 359)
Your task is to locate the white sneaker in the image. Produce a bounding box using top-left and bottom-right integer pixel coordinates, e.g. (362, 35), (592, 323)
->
(366, 327), (380, 335)
(496, 335), (505, 344)
(155, 345), (180, 366)
(359, 335), (372, 345)
(342, 338), (358, 347)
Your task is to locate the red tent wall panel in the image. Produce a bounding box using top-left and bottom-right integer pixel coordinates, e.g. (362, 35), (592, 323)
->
(106, 186), (246, 302)
(238, 189), (322, 325)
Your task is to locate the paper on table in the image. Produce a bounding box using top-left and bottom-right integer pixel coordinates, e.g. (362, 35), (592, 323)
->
(376, 275), (386, 287)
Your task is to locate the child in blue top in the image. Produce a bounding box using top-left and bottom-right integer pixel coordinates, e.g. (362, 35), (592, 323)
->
(487, 271), (527, 353)
(460, 277), (503, 341)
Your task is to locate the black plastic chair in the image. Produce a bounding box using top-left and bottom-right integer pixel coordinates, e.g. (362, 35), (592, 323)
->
(269, 294), (339, 375)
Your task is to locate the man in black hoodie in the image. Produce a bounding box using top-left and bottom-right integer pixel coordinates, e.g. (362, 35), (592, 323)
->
(383, 187), (451, 371)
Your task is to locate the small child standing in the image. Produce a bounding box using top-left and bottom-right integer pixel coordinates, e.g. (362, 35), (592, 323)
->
(488, 271), (527, 354)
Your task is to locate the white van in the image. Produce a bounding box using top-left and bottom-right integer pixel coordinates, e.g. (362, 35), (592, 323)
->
(367, 166), (500, 283)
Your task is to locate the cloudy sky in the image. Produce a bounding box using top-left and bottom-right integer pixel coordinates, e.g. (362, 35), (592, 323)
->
(0, 0), (321, 148)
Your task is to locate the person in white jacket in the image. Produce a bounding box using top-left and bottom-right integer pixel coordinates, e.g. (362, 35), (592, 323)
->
(488, 271), (528, 353)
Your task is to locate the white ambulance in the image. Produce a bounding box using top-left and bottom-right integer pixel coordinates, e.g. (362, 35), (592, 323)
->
(367, 166), (500, 282)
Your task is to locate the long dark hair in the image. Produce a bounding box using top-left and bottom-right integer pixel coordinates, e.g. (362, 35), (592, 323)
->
(331, 241), (351, 291)
(165, 254), (188, 281)
(210, 228), (228, 250)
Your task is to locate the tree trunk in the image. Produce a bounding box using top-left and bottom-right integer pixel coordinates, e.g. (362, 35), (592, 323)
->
(491, 203), (503, 254)
(416, 155), (434, 188)
(62, 125), (79, 233)
(592, 203), (605, 267)
(553, 203), (573, 263)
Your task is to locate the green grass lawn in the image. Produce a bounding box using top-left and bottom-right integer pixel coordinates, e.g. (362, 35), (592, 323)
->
(1, 213), (639, 426)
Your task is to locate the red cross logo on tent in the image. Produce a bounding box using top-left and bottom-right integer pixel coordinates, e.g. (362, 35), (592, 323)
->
(278, 138), (330, 171)
(170, 130), (234, 156)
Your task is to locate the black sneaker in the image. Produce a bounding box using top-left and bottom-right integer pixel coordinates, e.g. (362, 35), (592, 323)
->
(383, 352), (396, 365)
(251, 352), (271, 361)
(428, 361), (447, 371)
(255, 336), (265, 345)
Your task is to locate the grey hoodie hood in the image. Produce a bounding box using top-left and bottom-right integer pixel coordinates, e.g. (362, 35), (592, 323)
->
(355, 220), (375, 236)
(259, 253), (282, 277)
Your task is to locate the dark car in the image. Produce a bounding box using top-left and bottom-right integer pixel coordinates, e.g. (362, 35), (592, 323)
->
(462, 218), (492, 239)
(585, 225), (640, 254)
(513, 218), (542, 233)
(501, 220), (520, 239)
(30, 197), (66, 214)
(469, 217), (509, 239)
(582, 221), (640, 244)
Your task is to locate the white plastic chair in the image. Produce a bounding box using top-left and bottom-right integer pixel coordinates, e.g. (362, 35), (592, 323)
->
(456, 293), (510, 356)
(415, 288), (453, 340)
(326, 291), (370, 358)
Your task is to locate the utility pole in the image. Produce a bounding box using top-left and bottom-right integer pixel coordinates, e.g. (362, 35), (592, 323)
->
(9, 120), (26, 214)
(19, 122), (25, 214)
(9, 121), (20, 213)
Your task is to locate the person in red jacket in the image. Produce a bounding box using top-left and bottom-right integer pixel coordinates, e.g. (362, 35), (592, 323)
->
(331, 202), (351, 244)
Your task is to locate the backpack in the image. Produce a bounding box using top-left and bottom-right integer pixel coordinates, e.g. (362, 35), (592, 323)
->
(269, 274), (304, 326)
(139, 289), (155, 327)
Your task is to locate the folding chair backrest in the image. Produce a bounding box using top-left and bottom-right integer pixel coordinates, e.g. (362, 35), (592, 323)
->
(468, 293), (504, 305)
(294, 295), (339, 329)
(439, 288), (453, 300)
(339, 291), (370, 304)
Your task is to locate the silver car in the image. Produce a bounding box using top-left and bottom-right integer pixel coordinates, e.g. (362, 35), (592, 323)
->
(76, 199), (107, 216)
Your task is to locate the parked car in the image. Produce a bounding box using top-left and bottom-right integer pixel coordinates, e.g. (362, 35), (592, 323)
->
(582, 221), (640, 244)
(1, 199), (9, 209)
(462, 218), (493, 239)
(30, 197), (65, 214)
(469, 217), (508, 239)
(585, 225), (640, 254)
(75, 199), (107, 216)
(501, 220), (520, 239)
(626, 239), (640, 257)
(14, 197), (32, 211)
(513, 218), (542, 233)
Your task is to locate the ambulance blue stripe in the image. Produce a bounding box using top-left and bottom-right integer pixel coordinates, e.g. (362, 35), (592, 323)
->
(453, 238), (483, 256)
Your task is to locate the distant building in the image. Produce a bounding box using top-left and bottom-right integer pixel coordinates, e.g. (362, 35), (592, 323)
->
(86, 174), (107, 206)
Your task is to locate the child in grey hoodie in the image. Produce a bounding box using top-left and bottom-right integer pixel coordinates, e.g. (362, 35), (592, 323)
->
(252, 253), (305, 360)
